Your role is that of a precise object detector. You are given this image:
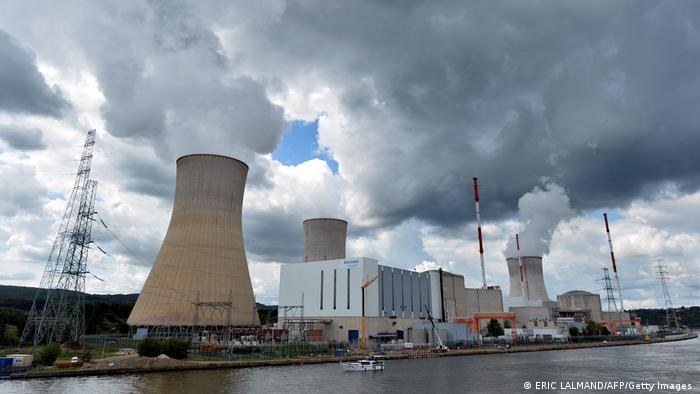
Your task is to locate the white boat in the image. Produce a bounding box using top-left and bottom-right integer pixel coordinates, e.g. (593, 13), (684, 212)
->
(340, 359), (385, 372)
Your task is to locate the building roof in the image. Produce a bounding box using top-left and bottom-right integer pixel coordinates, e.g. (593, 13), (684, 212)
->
(560, 290), (596, 296)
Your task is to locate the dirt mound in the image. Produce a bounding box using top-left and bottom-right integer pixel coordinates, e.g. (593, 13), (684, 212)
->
(82, 355), (190, 371)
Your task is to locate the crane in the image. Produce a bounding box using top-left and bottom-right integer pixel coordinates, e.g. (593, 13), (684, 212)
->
(424, 305), (448, 352)
(360, 275), (378, 350)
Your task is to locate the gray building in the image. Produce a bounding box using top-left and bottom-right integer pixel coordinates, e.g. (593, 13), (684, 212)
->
(557, 290), (604, 323)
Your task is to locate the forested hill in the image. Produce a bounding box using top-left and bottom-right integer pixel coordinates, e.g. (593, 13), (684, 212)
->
(0, 285), (278, 345)
(0, 285), (139, 344)
(632, 307), (700, 328)
(0, 285), (139, 308)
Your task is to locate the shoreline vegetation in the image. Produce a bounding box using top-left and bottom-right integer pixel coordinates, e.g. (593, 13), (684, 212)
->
(6, 332), (696, 380)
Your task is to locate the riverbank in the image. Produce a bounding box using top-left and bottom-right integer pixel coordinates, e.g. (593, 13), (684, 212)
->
(7, 332), (697, 380)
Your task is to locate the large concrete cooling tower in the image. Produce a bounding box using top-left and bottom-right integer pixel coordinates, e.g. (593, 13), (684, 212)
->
(128, 154), (260, 327)
(303, 218), (347, 262)
(506, 256), (550, 301)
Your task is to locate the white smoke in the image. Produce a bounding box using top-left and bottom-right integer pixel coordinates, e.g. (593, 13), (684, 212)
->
(505, 183), (575, 257)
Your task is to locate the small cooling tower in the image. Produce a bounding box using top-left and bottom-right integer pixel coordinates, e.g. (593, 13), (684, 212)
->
(506, 256), (550, 301)
(128, 154), (260, 327)
(303, 218), (347, 262)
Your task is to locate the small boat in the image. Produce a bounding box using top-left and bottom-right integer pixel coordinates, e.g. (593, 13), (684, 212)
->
(340, 359), (385, 372)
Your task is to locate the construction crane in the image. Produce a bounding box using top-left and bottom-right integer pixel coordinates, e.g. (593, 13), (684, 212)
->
(360, 275), (378, 351)
(423, 305), (448, 352)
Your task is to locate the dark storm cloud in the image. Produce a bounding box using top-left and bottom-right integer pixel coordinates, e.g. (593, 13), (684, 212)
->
(74, 1), (286, 164)
(220, 0), (700, 228)
(0, 30), (70, 117)
(115, 149), (175, 199)
(244, 210), (304, 264)
(0, 126), (46, 150)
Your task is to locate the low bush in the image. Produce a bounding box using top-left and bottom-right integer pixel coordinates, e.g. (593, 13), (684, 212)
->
(38, 343), (61, 365)
(137, 338), (162, 357)
(161, 338), (189, 359)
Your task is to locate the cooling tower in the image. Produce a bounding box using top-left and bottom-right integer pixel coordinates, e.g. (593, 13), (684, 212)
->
(506, 256), (550, 301)
(128, 154), (260, 327)
(303, 218), (347, 262)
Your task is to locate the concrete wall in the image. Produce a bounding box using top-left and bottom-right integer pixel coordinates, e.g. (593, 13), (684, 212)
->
(440, 271), (469, 320)
(278, 258), (379, 318)
(509, 306), (556, 328)
(377, 266), (432, 319)
(465, 287), (504, 317)
(316, 316), (422, 342)
(602, 311), (631, 324)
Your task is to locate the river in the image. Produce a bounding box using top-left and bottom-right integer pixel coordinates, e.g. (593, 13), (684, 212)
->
(2, 336), (698, 393)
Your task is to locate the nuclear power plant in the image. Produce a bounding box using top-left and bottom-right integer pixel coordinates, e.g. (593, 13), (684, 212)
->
(128, 154), (260, 334)
(121, 154), (645, 344)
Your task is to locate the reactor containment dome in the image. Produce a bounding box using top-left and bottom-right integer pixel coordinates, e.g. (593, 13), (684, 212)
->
(128, 154), (260, 327)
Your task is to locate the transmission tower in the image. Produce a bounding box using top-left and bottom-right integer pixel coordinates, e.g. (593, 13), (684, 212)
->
(602, 268), (618, 313)
(655, 263), (680, 331)
(20, 130), (98, 346)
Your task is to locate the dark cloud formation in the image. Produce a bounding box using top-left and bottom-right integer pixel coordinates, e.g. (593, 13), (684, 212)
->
(115, 149), (175, 199)
(0, 126), (46, 150)
(74, 2), (286, 166)
(1, 1), (699, 299)
(217, 0), (700, 229)
(0, 30), (70, 117)
(244, 210), (304, 263)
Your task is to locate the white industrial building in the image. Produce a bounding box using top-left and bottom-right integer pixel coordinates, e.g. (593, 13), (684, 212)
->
(277, 218), (505, 344)
(278, 257), (439, 343)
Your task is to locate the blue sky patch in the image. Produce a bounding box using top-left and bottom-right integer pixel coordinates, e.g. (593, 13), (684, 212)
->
(588, 209), (623, 222)
(272, 119), (339, 174)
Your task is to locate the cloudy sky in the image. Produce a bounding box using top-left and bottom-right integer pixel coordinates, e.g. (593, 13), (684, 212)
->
(1, 1), (698, 308)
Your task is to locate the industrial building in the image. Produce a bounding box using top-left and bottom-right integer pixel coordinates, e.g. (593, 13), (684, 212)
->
(557, 290), (604, 323)
(277, 218), (504, 344)
(128, 154), (260, 333)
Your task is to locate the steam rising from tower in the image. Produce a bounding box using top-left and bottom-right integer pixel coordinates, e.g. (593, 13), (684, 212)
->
(128, 154), (260, 327)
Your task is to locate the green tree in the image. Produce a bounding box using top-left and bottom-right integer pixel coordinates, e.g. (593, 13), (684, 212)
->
(568, 326), (579, 337)
(487, 319), (504, 337)
(583, 320), (601, 336)
(161, 338), (189, 359)
(137, 338), (162, 357)
(38, 343), (61, 365)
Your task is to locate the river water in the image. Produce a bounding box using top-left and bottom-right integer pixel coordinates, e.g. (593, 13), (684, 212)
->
(2, 336), (698, 393)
